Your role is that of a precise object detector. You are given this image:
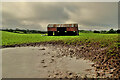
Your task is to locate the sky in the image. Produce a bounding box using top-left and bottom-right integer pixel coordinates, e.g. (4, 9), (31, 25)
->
(2, 2), (118, 31)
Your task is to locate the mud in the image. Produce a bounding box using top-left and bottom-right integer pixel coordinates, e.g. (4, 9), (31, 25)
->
(1, 41), (120, 78)
(2, 46), (95, 78)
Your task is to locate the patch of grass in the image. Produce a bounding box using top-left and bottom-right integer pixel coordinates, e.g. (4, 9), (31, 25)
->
(1, 31), (118, 48)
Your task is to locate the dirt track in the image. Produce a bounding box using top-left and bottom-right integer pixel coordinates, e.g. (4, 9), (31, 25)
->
(2, 45), (96, 78)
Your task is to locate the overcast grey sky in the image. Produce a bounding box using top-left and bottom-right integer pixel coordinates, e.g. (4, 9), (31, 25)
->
(2, 2), (118, 31)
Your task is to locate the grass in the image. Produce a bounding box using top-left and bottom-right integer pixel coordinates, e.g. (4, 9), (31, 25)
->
(1, 31), (119, 47)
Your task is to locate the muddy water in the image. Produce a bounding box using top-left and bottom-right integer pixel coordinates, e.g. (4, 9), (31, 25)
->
(2, 46), (96, 78)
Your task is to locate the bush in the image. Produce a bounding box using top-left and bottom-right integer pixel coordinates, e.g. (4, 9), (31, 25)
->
(108, 29), (116, 33)
(93, 30), (100, 33)
(117, 29), (120, 33)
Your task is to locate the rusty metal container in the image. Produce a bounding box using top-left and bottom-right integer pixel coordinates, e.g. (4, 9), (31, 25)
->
(47, 24), (78, 36)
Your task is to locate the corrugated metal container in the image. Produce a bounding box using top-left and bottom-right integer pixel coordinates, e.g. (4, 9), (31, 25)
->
(47, 24), (78, 36)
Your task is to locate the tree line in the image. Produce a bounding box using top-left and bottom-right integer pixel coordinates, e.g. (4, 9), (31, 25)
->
(1, 28), (47, 34)
(79, 29), (120, 34)
(0, 28), (120, 34)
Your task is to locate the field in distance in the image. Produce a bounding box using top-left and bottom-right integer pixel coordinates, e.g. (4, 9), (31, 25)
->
(1, 31), (119, 47)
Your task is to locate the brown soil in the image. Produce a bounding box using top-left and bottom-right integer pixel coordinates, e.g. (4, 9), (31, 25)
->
(1, 40), (120, 78)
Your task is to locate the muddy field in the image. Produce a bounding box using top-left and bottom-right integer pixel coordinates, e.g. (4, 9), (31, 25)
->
(1, 40), (120, 79)
(2, 45), (96, 78)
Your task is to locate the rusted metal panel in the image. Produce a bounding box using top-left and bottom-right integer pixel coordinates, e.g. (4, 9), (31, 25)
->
(69, 24), (72, 27)
(47, 24), (78, 27)
(74, 24), (78, 27)
(66, 27), (78, 31)
(48, 27), (57, 31)
(53, 24), (56, 27)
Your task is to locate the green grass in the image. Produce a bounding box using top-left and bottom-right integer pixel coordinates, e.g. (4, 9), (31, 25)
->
(1, 31), (119, 47)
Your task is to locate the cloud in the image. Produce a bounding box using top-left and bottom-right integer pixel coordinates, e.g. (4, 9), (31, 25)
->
(65, 3), (118, 29)
(2, 2), (118, 30)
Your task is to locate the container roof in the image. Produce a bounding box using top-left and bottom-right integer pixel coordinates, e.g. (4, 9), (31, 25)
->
(47, 24), (78, 27)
